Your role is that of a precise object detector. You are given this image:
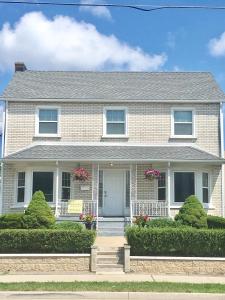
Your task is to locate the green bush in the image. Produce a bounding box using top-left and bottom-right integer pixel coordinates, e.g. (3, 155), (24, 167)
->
(126, 226), (225, 257)
(146, 218), (186, 228)
(207, 215), (225, 229)
(0, 213), (24, 229)
(23, 191), (56, 229)
(175, 195), (208, 229)
(53, 221), (84, 231)
(0, 229), (96, 253)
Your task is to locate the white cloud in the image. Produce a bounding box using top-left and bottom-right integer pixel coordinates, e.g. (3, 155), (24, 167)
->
(166, 32), (176, 49)
(80, 0), (112, 20)
(0, 12), (167, 72)
(209, 32), (225, 57)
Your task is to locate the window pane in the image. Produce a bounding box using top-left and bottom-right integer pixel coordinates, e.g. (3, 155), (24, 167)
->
(158, 172), (166, 188)
(107, 123), (125, 134)
(17, 188), (25, 203)
(98, 170), (103, 208)
(39, 109), (57, 121)
(18, 172), (25, 187)
(62, 188), (70, 201)
(106, 110), (125, 122)
(203, 188), (209, 203)
(203, 173), (208, 187)
(62, 172), (71, 187)
(174, 172), (195, 202)
(174, 111), (192, 122)
(126, 170), (130, 208)
(39, 122), (57, 134)
(174, 123), (192, 135)
(33, 172), (53, 202)
(158, 188), (166, 201)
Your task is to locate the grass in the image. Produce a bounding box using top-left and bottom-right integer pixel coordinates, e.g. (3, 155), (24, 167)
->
(0, 281), (225, 293)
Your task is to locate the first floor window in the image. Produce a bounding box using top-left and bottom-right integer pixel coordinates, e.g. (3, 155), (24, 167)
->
(33, 172), (53, 202)
(38, 108), (58, 135)
(98, 170), (103, 208)
(61, 172), (71, 202)
(174, 172), (195, 202)
(158, 172), (166, 201)
(202, 172), (209, 203)
(17, 172), (25, 203)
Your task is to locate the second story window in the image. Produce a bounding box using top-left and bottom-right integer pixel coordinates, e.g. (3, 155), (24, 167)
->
(172, 109), (194, 137)
(104, 107), (127, 136)
(36, 107), (60, 136)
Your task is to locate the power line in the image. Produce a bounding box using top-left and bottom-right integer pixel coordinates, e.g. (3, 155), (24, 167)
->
(0, 1), (225, 12)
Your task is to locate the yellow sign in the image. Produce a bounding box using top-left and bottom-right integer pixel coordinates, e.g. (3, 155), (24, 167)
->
(68, 200), (83, 214)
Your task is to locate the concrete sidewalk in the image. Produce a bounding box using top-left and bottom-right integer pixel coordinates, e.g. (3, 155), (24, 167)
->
(0, 292), (224, 300)
(1, 273), (225, 284)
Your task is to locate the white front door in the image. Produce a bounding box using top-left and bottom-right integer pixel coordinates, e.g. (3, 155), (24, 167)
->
(103, 170), (125, 217)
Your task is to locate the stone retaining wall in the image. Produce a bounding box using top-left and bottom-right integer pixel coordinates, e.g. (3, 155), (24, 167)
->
(130, 256), (225, 275)
(0, 254), (90, 273)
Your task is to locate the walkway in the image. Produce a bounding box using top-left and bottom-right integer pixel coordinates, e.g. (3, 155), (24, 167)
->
(1, 274), (225, 284)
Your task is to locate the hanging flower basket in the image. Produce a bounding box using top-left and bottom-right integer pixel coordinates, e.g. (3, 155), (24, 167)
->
(72, 167), (90, 182)
(144, 168), (160, 181)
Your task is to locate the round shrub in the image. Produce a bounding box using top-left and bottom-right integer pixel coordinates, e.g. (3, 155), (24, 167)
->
(22, 191), (56, 229)
(0, 213), (24, 229)
(175, 195), (207, 229)
(53, 221), (84, 231)
(207, 215), (225, 229)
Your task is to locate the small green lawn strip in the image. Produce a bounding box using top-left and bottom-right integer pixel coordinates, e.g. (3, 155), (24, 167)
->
(0, 282), (225, 293)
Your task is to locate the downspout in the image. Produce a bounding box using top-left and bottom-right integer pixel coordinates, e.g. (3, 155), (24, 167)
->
(0, 101), (6, 215)
(220, 102), (224, 217)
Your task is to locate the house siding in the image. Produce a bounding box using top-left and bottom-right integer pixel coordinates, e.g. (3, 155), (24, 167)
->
(5, 101), (220, 156)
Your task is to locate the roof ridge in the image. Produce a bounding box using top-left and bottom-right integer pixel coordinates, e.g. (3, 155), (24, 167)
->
(23, 70), (213, 74)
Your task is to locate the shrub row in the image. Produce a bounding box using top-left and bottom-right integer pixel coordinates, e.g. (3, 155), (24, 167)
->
(126, 226), (225, 257)
(0, 229), (96, 253)
(207, 215), (225, 229)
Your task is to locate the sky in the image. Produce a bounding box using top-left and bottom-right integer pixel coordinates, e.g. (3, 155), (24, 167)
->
(0, 0), (225, 144)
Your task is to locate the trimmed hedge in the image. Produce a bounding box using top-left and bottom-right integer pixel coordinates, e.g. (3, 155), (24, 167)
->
(0, 213), (24, 229)
(207, 215), (225, 229)
(126, 226), (225, 257)
(53, 221), (84, 231)
(0, 229), (96, 253)
(146, 218), (186, 228)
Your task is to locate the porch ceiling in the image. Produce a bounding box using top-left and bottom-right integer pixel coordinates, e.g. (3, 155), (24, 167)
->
(4, 144), (224, 163)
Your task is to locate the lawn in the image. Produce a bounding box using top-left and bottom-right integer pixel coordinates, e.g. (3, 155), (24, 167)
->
(0, 282), (225, 293)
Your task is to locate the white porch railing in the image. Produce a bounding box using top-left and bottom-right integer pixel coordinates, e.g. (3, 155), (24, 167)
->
(58, 200), (97, 216)
(132, 200), (168, 217)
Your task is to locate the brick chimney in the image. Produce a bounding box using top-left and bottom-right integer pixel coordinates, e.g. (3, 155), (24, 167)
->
(15, 62), (27, 72)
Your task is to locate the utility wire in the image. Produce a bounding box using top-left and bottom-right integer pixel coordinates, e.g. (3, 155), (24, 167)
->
(0, 1), (225, 12)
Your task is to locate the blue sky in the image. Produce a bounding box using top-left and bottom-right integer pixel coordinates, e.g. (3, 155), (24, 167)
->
(0, 0), (225, 143)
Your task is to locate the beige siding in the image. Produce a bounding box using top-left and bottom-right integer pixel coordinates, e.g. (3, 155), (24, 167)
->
(6, 102), (220, 156)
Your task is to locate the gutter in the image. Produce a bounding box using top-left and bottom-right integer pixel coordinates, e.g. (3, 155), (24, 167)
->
(2, 158), (225, 164)
(220, 102), (225, 216)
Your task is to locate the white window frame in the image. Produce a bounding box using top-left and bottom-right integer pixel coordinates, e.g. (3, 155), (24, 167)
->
(157, 171), (167, 201)
(35, 106), (61, 137)
(171, 169), (212, 208)
(171, 107), (196, 138)
(103, 107), (128, 138)
(202, 172), (210, 204)
(61, 171), (71, 202)
(16, 171), (26, 203)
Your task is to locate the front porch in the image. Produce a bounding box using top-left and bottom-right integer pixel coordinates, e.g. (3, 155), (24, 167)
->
(2, 157), (221, 235)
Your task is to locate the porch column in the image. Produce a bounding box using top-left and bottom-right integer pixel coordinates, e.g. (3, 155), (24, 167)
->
(55, 161), (59, 217)
(96, 164), (99, 231)
(92, 164), (99, 231)
(167, 162), (171, 217)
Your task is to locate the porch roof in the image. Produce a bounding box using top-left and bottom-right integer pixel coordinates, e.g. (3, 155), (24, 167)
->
(4, 144), (224, 163)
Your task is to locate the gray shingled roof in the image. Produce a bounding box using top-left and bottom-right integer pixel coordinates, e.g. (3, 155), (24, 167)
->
(4, 144), (223, 162)
(2, 71), (224, 101)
